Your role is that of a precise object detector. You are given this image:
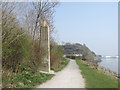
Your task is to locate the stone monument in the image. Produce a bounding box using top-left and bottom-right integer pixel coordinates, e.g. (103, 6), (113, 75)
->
(40, 21), (50, 73)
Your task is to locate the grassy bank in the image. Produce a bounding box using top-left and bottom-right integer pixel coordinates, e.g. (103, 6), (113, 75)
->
(51, 58), (70, 72)
(76, 60), (118, 88)
(2, 72), (54, 88)
(2, 58), (70, 88)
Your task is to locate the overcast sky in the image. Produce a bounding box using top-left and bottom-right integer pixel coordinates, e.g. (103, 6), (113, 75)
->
(54, 2), (118, 56)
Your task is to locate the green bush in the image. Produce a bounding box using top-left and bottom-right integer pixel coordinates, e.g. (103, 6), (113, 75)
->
(2, 28), (31, 73)
(50, 44), (63, 68)
(51, 58), (70, 72)
(2, 72), (54, 88)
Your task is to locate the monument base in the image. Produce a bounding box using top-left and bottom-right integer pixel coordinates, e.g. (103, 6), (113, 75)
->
(40, 70), (55, 75)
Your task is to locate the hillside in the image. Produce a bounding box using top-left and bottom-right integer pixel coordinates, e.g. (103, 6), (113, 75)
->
(61, 43), (101, 64)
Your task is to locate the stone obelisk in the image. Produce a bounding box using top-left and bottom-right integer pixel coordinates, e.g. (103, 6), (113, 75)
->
(41, 21), (50, 72)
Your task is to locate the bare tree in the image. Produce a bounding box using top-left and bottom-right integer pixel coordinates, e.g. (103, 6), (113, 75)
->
(22, 1), (58, 60)
(24, 0), (58, 40)
(2, 2), (17, 44)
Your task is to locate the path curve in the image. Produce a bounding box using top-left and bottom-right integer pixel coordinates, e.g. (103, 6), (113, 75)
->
(37, 59), (85, 88)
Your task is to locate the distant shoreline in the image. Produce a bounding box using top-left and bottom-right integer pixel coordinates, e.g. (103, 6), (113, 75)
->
(98, 57), (118, 74)
(84, 60), (119, 79)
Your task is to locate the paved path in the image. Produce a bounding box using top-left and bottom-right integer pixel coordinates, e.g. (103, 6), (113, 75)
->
(37, 59), (85, 88)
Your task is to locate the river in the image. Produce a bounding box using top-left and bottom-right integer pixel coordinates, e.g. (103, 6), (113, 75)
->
(98, 57), (118, 74)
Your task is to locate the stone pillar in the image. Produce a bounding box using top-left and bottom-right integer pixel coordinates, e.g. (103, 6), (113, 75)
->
(40, 21), (50, 72)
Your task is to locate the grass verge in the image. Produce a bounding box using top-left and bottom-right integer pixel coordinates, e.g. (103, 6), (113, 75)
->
(51, 58), (70, 72)
(2, 72), (54, 88)
(76, 59), (118, 88)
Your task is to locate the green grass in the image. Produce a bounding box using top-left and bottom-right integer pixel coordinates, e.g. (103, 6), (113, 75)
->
(2, 58), (69, 88)
(2, 72), (54, 88)
(51, 58), (70, 72)
(76, 60), (118, 88)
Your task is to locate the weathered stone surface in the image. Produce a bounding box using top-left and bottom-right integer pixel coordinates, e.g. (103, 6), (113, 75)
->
(40, 21), (50, 72)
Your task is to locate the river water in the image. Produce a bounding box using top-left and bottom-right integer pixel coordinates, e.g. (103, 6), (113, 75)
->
(98, 57), (118, 74)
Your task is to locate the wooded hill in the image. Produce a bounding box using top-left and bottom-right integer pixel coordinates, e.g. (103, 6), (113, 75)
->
(61, 43), (101, 64)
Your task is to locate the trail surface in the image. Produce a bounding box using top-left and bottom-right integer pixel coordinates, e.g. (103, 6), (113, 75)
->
(37, 59), (85, 88)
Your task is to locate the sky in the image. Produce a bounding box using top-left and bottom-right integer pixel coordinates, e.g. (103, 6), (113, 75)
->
(54, 2), (118, 56)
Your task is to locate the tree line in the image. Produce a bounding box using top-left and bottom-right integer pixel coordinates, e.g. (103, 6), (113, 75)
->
(2, 1), (64, 75)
